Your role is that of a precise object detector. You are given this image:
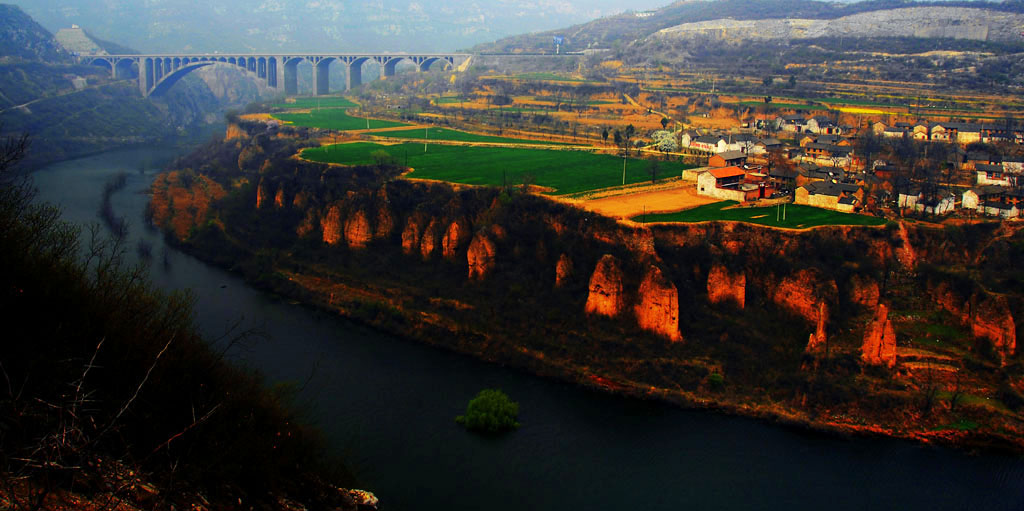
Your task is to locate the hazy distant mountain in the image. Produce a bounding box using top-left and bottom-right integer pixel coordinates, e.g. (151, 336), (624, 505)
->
(9, 0), (670, 54)
(475, 0), (1024, 53)
(0, 4), (66, 61)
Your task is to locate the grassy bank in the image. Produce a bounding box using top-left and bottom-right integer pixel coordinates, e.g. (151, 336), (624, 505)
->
(636, 201), (887, 228)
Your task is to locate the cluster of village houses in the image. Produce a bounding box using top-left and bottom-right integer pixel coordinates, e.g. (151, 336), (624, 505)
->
(679, 116), (1024, 219)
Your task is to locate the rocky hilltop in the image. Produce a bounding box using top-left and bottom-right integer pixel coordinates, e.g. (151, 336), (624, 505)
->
(151, 120), (1024, 453)
(656, 7), (1024, 43)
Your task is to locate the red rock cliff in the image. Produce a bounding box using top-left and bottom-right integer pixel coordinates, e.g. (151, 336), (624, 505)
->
(467, 232), (497, 280)
(861, 303), (897, 367)
(401, 214), (425, 255)
(585, 255), (625, 318)
(420, 218), (439, 260)
(322, 205), (342, 245)
(344, 209), (372, 249)
(634, 265), (682, 342)
(707, 264), (745, 309)
(772, 270), (836, 325)
(442, 218), (469, 259)
(973, 296), (1016, 361)
(849, 275), (880, 309)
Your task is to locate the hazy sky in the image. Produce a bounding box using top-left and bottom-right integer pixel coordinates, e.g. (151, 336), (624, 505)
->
(13, 0), (675, 52)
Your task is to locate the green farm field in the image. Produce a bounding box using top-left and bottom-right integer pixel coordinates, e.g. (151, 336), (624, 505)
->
(376, 127), (575, 145)
(635, 201), (886, 229)
(302, 142), (691, 195)
(271, 97), (359, 109)
(272, 109), (408, 131)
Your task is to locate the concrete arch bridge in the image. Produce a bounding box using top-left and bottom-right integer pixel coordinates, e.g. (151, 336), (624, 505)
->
(82, 53), (471, 97)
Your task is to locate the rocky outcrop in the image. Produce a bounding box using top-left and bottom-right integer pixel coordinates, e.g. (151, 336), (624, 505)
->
(861, 304), (897, 367)
(420, 218), (439, 260)
(707, 264), (745, 309)
(292, 190), (308, 209)
(973, 296), (1016, 361)
(344, 209), (372, 249)
(634, 265), (682, 342)
(849, 275), (880, 309)
(585, 255), (625, 318)
(555, 253), (573, 287)
(401, 214), (425, 255)
(930, 282), (1017, 360)
(273, 187), (285, 209)
(442, 218), (469, 259)
(321, 205), (342, 245)
(255, 178), (269, 209)
(467, 232), (497, 281)
(805, 302), (830, 356)
(773, 270), (836, 325)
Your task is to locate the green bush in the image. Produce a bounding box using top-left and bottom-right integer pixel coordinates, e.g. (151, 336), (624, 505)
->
(455, 389), (520, 433)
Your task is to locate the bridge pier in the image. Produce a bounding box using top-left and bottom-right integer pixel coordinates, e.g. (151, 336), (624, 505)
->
(86, 52), (470, 98)
(140, 58), (154, 96)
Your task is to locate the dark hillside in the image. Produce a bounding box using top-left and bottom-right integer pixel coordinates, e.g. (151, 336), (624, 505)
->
(0, 4), (67, 62)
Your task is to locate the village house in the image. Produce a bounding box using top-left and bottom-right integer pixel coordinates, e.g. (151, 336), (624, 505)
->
(769, 167), (799, 192)
(976, 163), (1019, 187)
(778, 115), (808, 133)
(751, 138), (782, 155)
(697, 167), (771, 202)
(915, 193), (957, 215)
(1004, 155), (1024, 173)
(803, 143), (852, 167)
(709, 150), (748, 168)
(805, 116), (842, 135)
(898, 186), (922, 209)
(962, 186), (1024, 218)
(795, 181), (864, 212)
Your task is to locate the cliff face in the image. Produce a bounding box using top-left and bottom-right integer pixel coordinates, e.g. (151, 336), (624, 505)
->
(707, 264), (745, 309)
(861, 304), (897, 367)
(150, 127), (1024, 454)
(585, 255), (625, 318)
(635, 265), (682, 342)
(467, 232), (497, 281)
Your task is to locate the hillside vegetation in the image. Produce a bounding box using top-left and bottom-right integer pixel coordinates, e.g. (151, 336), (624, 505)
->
(0, 138), (359, 509)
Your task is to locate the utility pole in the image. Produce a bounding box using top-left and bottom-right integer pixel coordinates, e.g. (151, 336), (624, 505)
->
(425, 126), (428, 153)
(622, 156), (627, 186)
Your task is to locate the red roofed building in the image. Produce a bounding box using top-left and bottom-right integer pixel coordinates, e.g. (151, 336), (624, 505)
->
(698, 166), (771, 202)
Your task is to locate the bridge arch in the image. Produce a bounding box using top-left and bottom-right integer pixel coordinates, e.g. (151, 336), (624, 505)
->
(149, 62), (214, 97)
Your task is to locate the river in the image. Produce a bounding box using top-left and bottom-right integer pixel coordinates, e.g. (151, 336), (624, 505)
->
(30, 145), (1024, 510)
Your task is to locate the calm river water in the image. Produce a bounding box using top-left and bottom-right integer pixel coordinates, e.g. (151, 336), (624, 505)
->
(31, 145), (1024, 510)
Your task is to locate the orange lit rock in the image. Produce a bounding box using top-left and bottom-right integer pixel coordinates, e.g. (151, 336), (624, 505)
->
(555, 253), (573, 287)
(707, 264), (745, 309)
(849, 275), (880, 309)
(344, 209), (372, 249)
(442, 218), (469, 259)
(467, 232), (497, 280)
(806, 302), (829, 356)
(322, 205), (342, 245)
(255, 178), (268, 209)
(292, 190), (308, 209)
(634, 265), (682, 342)
(973, 296), (1016, 360)
(225, 123), (245, 141)
(773, 270), (836, 325)
(420, 218), (439, 260)
(585, 255), (624, 317)
(237, 144), (264, 172)
(861, 303), (897, 367)
(273, 187), (285, 208)
(401, 214), (424, 255)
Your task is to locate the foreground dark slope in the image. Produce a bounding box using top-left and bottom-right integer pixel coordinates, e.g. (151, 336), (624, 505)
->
(151, 120), (1024, 453)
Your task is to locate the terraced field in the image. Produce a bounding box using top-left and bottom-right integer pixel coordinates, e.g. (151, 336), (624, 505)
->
(375, 127), (575, 145)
